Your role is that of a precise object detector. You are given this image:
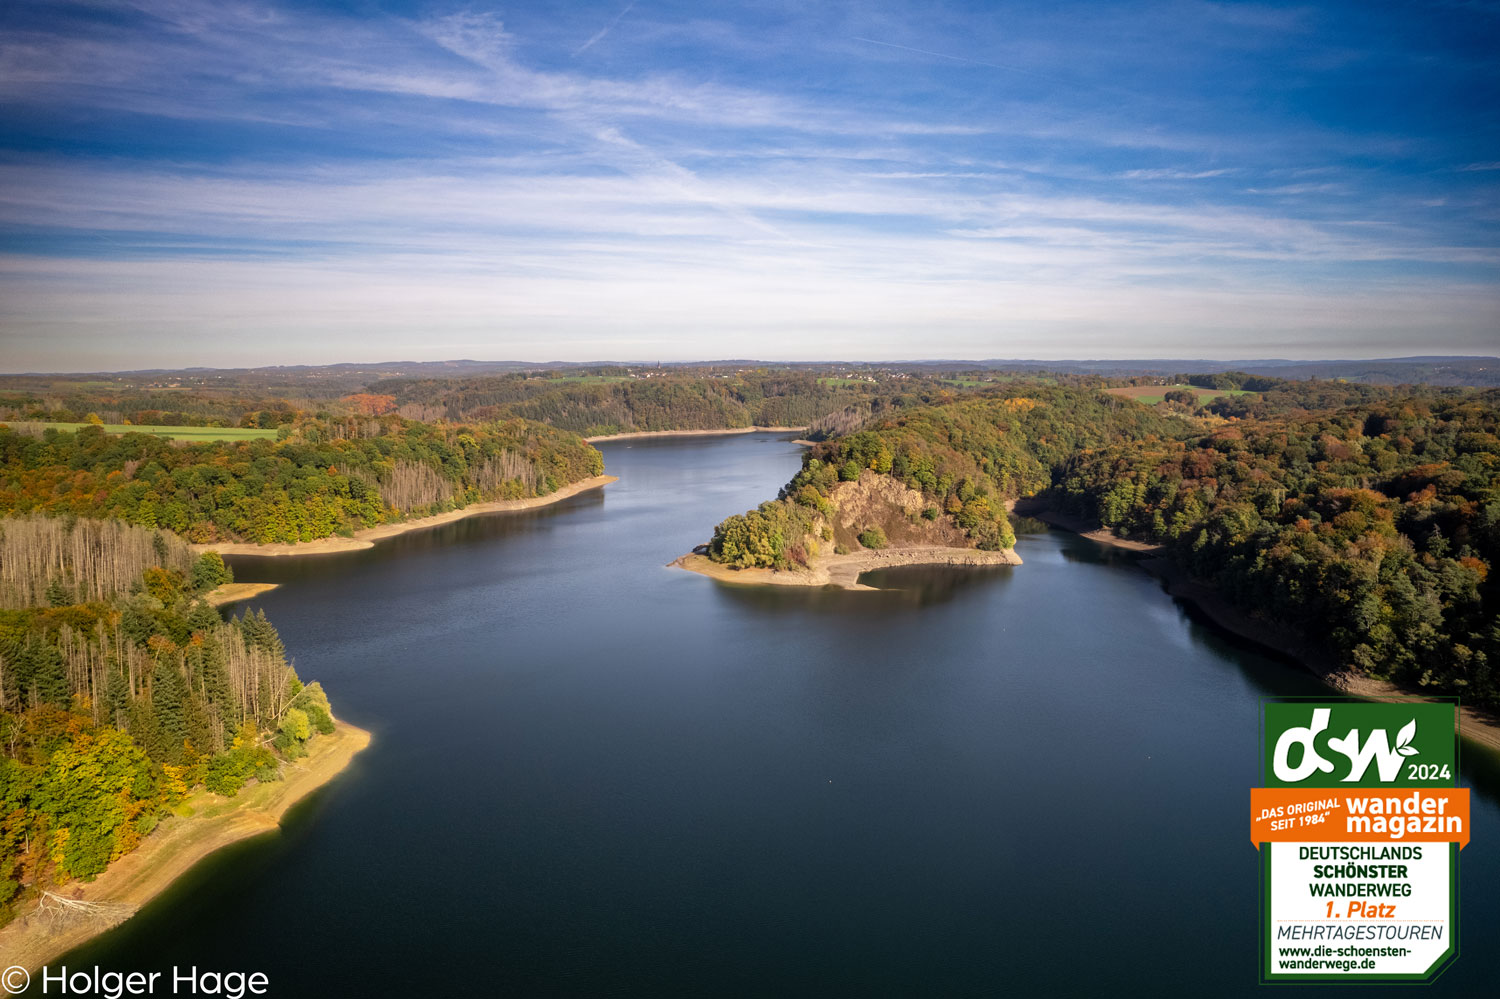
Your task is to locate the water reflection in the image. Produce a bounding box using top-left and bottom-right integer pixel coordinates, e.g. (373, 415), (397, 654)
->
(1007, 513), (1051, 535)
(55, 433), (1500, 999)
(857, 563), (1016, 603)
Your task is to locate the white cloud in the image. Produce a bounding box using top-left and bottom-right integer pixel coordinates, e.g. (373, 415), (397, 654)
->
(0, 0), (1495, 367)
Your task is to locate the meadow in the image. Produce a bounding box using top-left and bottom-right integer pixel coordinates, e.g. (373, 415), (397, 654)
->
(8, 422), (280, 441)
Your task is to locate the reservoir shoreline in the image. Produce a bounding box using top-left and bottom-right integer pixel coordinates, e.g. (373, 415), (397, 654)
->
(585, 426), (805, 443)
(203, 581), (281, 605)
(1009, 497), (1164, 553)
(58, 428), (1500, 997)
(192, 475), (617, 557)
(0, 721), (371, 973)
(1029, 507), (1500, 754)
(672, 545), (1021, 591)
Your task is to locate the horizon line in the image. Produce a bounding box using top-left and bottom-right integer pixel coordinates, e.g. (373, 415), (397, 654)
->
(1, 355), (1496, 379)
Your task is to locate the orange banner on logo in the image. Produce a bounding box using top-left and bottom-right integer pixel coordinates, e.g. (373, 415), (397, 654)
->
(1250, 787), (1470, 850)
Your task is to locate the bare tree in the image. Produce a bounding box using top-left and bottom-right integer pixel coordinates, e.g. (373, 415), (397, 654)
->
(0, 515), (193, 609)
(378, 459), (454, 512)
(468, 450), (539, 495)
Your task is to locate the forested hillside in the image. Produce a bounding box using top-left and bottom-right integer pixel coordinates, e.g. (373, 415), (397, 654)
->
(709, 386), (1190, 568)
(0, 516), (334, 923)
(0, 367), (974, 438)
(368, 370), (961, 435)
(1050, 392), (1500, 708)
(0, 416), (603, 544)
(705, 381), (1500, 711)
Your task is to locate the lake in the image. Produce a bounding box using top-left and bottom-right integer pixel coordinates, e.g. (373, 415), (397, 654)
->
(59, 432), (1500, 996)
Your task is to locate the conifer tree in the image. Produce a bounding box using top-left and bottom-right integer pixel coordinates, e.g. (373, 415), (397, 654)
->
(150, 656), (189, 762)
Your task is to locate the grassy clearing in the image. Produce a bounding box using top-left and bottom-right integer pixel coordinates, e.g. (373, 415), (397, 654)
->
(8, 422), (279, 441)
(1104, 385), (1255, 406)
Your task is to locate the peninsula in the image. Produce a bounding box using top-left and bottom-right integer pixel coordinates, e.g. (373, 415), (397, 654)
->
(674, 546), (1019, 591)
(0, 722), (369, 973)
(675, 378), (1500, 745)
(0, 516), (368, 969)
(677, 454), (1024, 590)
(194, 475), (617, 557)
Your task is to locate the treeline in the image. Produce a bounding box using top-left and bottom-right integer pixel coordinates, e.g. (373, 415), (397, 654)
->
(1202, 381), (1418, 421)
(7, 363), (1494, 439)
(0, 517), (333, 920)
(706, 380), (1500, 711)
(1050, 392), (1500, 708)
(710, 385), (1190, 568)
(370, 372), (870, 436)
(2, 367), (997, 441)
(0, 390), (306, 429)
(0, 416), (603, 544)
(1125, 374), (1476, 423)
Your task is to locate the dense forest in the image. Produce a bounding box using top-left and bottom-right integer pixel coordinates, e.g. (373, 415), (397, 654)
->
(365, 370), (972, 436)
(707, 381), (1500, 712)
(0, 416), (603, 544)
(1049, 392), (1500, 708)
(0, 368), (1009, 548)
(709, 386), (1190, 568)
(0, 366), (1011, 440)
(10, 362), (1456, 446)
(0, 515), (334, 923)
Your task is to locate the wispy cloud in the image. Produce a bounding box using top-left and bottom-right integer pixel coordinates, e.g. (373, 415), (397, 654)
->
(850, 35), (1056, 78)
(0, 0), (1495, 368)
(1119, 168), (1236, 180)
(574, 1), (638, 57)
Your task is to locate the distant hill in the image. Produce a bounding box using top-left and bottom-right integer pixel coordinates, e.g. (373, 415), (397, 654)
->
(960, 356), (1499, 387)
(5, 355), (1497, 388)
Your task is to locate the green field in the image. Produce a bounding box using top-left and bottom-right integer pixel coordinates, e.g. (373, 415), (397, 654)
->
(1104, 384), (1256, 406)
(7, 422), (280, 441)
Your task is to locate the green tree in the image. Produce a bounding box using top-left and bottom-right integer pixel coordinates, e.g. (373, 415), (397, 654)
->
(190, 552), (232, 592)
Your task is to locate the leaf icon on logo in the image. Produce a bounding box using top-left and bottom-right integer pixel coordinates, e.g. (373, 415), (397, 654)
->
(1395, 719), (1419, 757)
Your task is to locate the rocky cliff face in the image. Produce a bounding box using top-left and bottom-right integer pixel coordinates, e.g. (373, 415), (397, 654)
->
(824, 472), (973, 550)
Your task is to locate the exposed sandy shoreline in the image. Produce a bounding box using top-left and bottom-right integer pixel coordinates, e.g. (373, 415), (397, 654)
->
(672, 545), (1021, 591)
(0, 721), (371, 972)
(586, 426), (805, 443)
(192, 475), (617, 557)
(1134, 557), (1500, 754)
(1010, 498), (1164, 553)
(203, 581), (280, 606)
(1027, 509), (1500, 755)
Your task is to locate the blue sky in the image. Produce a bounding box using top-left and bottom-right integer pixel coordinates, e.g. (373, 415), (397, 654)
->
(1, 0), (1497, 370)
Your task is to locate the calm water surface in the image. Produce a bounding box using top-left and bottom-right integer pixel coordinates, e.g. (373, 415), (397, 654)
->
(59, 433), (1500, 996)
